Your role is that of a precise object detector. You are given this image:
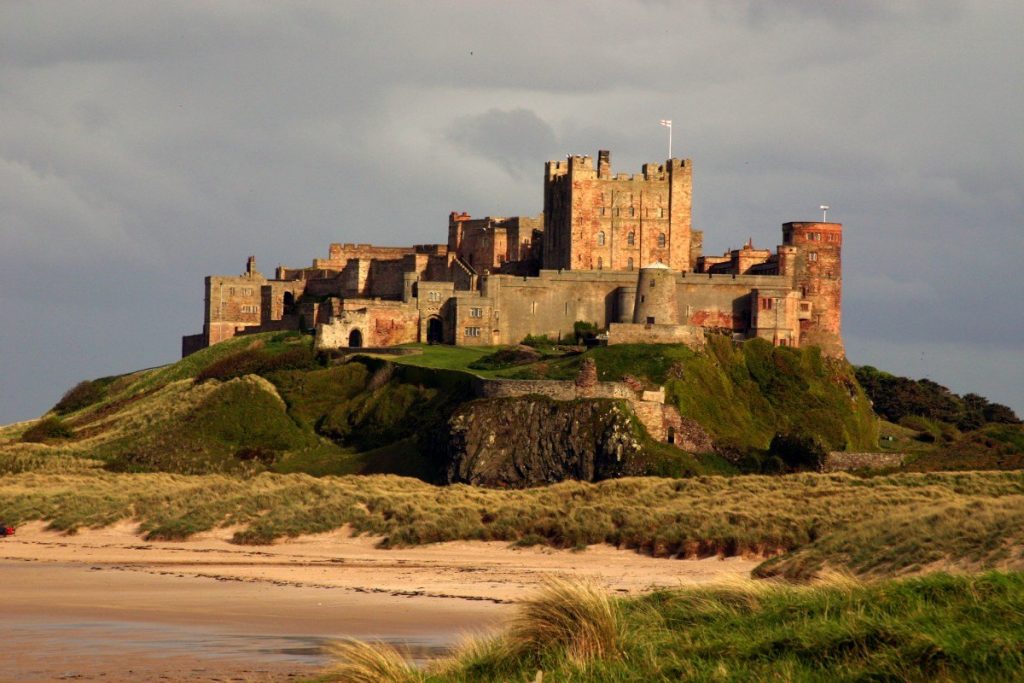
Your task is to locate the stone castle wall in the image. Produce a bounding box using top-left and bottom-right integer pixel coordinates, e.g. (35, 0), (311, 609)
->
(821, 451), (905, 472)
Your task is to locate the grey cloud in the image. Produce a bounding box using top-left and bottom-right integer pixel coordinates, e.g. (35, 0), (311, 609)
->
(446, 108), (559, 178)
(1, 1), (1023, 421)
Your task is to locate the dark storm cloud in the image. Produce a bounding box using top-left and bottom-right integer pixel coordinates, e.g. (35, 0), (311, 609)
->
(1, 1), (1022, 422)
(446, 108), (559, 178)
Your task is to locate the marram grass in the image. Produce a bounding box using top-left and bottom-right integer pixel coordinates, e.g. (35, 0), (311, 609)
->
(1, 470), (1023, 578)
(325, 572), (1024, 682)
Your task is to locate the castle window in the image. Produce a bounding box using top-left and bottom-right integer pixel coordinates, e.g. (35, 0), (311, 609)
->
(629, 206), (635, 217)
(597, 257), (603, 270)
(761, 298), (773, 311)
(650, 279), (656, 288)
(428, 290), (440, 302)
(627, 232), (635, 245)
(660, 208), (665, 218)
(470, 307), (482, 318)
(809, 252), (818, 262)
(658, 233), (666, 248)
(597, 231), (606, 246)
(628, 257), (634, 270)
(229, 287), (236, 296)
(465, 327), (481, 337)
(600, 207), (606, 216)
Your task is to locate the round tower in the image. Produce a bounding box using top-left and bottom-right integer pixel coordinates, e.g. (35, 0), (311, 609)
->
(632, 262), (679, 325)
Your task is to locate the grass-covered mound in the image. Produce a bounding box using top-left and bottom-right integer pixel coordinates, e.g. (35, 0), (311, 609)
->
(2, 471), (1022, 577)
(328, 572), (1024, 682)
(466, 336), (877, 453)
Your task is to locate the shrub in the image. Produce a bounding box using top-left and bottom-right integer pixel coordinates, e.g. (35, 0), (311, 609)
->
(768, 432), (827, 472)
(573, 320), (599, 342)
(53, 378), (111, 414)
(521, 334), (558, 349)
(21, 417), (74, 442)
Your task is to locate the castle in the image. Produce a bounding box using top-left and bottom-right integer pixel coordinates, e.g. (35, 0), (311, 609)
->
(182, 150), (843, 358)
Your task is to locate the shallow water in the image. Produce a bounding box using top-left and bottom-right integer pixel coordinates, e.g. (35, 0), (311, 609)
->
(2, 616), (453, 680)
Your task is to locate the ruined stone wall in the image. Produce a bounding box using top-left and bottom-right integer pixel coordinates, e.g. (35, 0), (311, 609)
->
(474, 378), (635, 402)
(607, 323), (705, 347)
(315, 300), (420, 349)
(542, 153), (695, 273)
(821, 451), (905, 472)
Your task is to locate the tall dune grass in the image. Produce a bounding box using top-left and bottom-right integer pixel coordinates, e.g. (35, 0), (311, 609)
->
(1, 471), (1023, 578)
(328, 572), (1024, 682)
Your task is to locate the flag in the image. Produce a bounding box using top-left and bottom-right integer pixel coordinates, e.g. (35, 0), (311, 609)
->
(660, 119), (672, 128)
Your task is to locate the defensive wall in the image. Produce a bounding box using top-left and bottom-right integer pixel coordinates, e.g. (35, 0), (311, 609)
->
(472, 377), (712, 451)
(821, 451), (905, 472)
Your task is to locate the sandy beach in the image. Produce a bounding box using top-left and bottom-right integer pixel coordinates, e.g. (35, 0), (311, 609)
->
(1, 522), (758, 681)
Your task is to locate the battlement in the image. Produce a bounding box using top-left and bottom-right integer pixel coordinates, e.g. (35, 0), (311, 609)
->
(185, 147), (843, 360)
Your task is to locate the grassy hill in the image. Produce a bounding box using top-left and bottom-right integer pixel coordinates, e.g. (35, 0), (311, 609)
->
(4, 332), (1021, 480)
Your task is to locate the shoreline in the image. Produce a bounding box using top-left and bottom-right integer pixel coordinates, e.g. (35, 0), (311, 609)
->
(1, 522), (759, 681)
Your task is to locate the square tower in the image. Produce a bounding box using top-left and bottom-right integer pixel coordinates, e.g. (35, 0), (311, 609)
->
(541, 151), (696, 272)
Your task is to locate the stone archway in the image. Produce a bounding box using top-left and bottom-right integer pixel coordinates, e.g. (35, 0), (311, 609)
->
(348, 329), (363, 348)
(426, 317), (443, 344)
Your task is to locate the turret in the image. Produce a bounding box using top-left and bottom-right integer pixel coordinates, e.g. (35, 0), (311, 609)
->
(632, 263), (678, 325)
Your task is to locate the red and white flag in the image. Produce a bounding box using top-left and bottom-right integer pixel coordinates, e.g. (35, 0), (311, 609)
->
(660, 119), (672, 128)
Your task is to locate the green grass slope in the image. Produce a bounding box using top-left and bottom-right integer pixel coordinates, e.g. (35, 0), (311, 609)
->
(348, 572), (1024, 682)
(401, 336), (879, 453)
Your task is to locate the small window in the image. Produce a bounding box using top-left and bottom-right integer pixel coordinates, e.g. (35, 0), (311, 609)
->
(627, 232), (635, 246)
(465, 327), (481, 337)
(627, 257), (634, 270)
(809, 252), (818, 262)
(600, 207), (606, 216)
(650, 279), (656, 288)
(761, 298), (773, 311)
(597, 231), (606, 246)
(428, 290), (441, 302)
(597, 257), (603, 270)
(646, 316), (655, 324)
(470, 307), (482, 318)
(658, 233), (666, 248)
(629, 206), (635, 217)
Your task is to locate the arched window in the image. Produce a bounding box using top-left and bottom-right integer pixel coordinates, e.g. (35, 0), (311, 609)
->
(658, 232), (666, 248)
(597, 231), (606, 246)
(597, 257), (603, 270)
(627, 257), (634, 271)
(627, 232), (635, 246)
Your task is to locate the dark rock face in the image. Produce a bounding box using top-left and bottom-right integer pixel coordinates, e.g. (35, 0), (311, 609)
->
(436, 396), (648, 487)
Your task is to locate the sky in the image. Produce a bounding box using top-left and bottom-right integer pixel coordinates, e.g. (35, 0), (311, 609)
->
(1, 1), (1022, 423)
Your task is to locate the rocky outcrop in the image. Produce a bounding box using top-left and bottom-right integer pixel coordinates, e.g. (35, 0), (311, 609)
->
(435, 397), (649, 487)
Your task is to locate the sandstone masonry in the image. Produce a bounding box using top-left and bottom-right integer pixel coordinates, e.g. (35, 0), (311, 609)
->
(183, 149), (844, 358)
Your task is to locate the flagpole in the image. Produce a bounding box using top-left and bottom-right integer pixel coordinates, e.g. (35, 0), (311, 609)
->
(659, 119), (673, 159)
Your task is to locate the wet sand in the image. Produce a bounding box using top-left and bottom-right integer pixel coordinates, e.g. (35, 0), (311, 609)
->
(1, 522), (759, 681)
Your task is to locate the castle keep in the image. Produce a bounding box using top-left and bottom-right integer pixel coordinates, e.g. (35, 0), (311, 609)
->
(182, 151), (844, 357)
